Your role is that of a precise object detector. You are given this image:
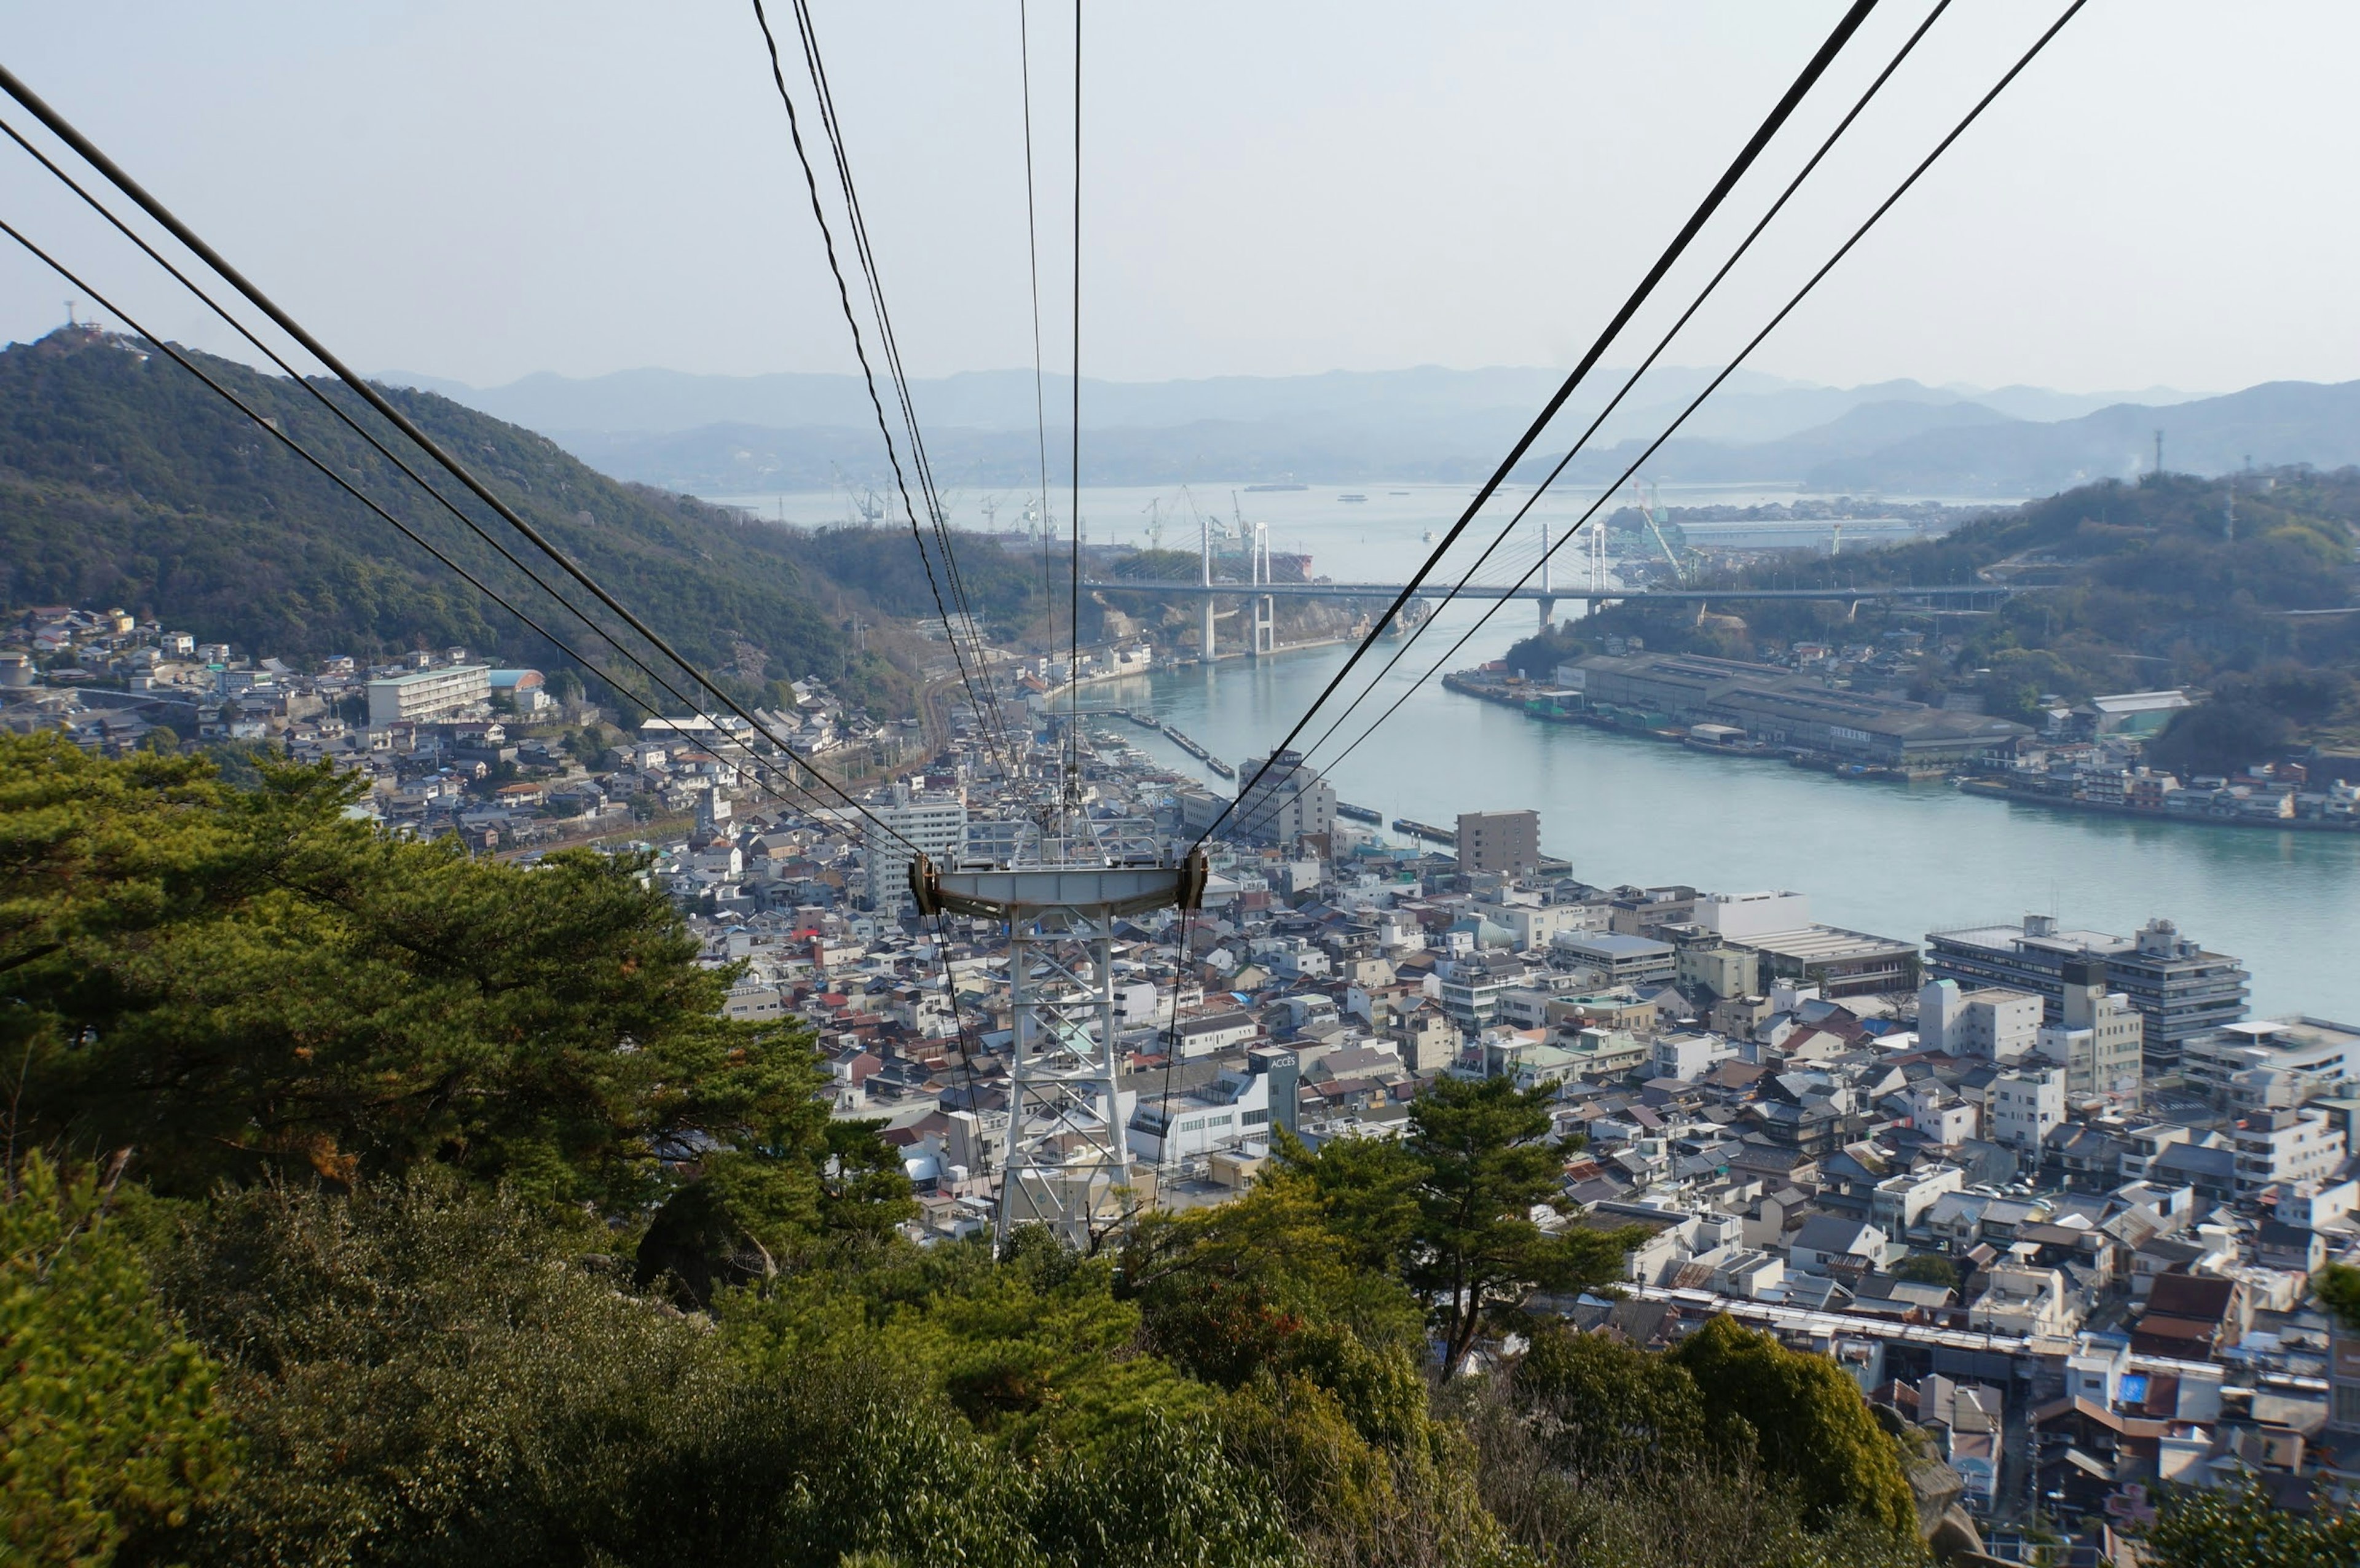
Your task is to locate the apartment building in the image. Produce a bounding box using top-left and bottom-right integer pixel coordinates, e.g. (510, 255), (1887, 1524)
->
(2229, 1108), (2346, 1199)
(1233, 750), (1336, 845)
(2035, 959), (2145, 1103)
(863, 786), (968, 914)
(1457, 809), (1540, 876)
(1991, 1065), (2066, 1151)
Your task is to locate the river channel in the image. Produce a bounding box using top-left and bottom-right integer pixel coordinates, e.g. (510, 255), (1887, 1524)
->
(1089, 608), (2359, 1027)
(717, 481), (2360, 1023)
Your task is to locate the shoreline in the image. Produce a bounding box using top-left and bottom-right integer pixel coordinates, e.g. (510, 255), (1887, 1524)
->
(1440, 672), (2360, 838)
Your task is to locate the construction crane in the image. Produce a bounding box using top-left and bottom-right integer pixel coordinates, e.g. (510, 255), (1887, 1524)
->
(1628, 476), (1687, 584)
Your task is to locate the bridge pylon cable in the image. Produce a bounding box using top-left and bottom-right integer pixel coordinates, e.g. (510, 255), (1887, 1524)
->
(1192, 0), (1881, 852)
(1310, 0), (2091, 778)
(1297, 0), (1956, 764)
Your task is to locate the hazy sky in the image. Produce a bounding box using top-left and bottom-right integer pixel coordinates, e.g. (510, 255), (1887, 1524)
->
(1, 1), (2354, 394)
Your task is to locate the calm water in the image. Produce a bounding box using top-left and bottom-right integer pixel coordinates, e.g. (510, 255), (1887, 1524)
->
(1083, 605), (2360, 1025)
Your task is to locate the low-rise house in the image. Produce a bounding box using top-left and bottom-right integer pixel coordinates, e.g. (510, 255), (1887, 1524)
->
(2130, 1271), (2247, 1360)
(1788, 1213), (1889, 1277)
(1967, 1264), (2080, 1338)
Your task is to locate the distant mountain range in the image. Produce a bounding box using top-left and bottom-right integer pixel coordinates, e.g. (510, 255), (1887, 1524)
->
(371, 362), (2360, 501)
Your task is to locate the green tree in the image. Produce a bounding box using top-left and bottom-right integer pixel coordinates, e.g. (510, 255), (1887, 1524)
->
(2148, 697), (2294, 777)
(2318, 1261), (2360, 1331)
(1892, 1253), (1959, 1290)
(3, 734), (849, 1224)
(2, 1152), (236, 1564)
(149, 1170), (1037, 1567)
(1666, 1315), (1916, 1535)
(1509, 1323), (1709, 1475)
(1398, 1076), (1637, 1379)
(2142, 1481), (2360, 1568)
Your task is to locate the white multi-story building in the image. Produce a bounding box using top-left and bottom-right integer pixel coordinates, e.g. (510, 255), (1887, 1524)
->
(1990, 1065), (2066, 1152)
(1694, 890), (1813, 942)
(1871, 1164), (1966, 1235)
(2183, 1016), (2360, 1110)
(864, 785), (967, 914)
(1917, 979), (2043, 1064)
(366, 663), (490, 726)
(2230, 1108), (2347, 1199)
(1480, 899), (1597, 952)
(2037, 959), (2144, 1103)
(1651, 1032), (1736, 1083)
(1125, 1056), (1286, 1165)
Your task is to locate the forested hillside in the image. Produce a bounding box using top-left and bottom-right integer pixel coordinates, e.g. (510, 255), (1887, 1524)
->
(1512, 468), (2360, 772)
(0, 327), (913, 713)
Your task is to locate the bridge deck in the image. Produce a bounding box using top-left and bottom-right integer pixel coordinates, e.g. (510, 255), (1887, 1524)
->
(1084, 579), (2012, 603)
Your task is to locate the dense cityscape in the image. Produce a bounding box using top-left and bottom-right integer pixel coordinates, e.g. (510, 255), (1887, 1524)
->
(11, 6), (2360, 1566)
(12, 587), (2353, 1560)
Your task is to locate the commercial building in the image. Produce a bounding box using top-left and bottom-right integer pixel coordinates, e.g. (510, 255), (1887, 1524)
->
(1925, 915), (2249, 1073)
(1733, 923), (1920, 999)
(1457, 809), (1540, 876)
(2182, 1016), (2360, 1111)
(1694, 890), (1814, 942)
(366, 663), (490, 726)
(1124, 1051), (1291, 1165)
(1232, 750), (1336, 846)
(1567, 651), (2031, 766)
(1554, 932), (1677, 989)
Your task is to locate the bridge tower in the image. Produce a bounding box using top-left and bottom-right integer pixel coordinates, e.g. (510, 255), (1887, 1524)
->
(1198, 508), (1217, 664)
(1537, 520), (1556, 631)
(911, 818), (1205, 1250)
(1249, 522), (1276, 657)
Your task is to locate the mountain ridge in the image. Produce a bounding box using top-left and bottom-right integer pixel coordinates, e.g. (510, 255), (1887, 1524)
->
(0, 327), (913, 713)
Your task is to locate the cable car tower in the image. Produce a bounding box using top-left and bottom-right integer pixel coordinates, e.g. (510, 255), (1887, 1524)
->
(910, 807), (1205, 1250)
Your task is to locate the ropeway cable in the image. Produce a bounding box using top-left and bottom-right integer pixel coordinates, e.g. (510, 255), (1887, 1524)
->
(1310, 0), (2091, 779)
(746, 1), (1024, 783)
(0, 109), (832, 798)
(1295, 0), (1956, 764)
(774, 0), (1028, 777)
(0, 216), (922, 853)
(1017, 0), (1058, 727)
(1191, 0), (1882, 851)
(0, 60), (886, 845)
